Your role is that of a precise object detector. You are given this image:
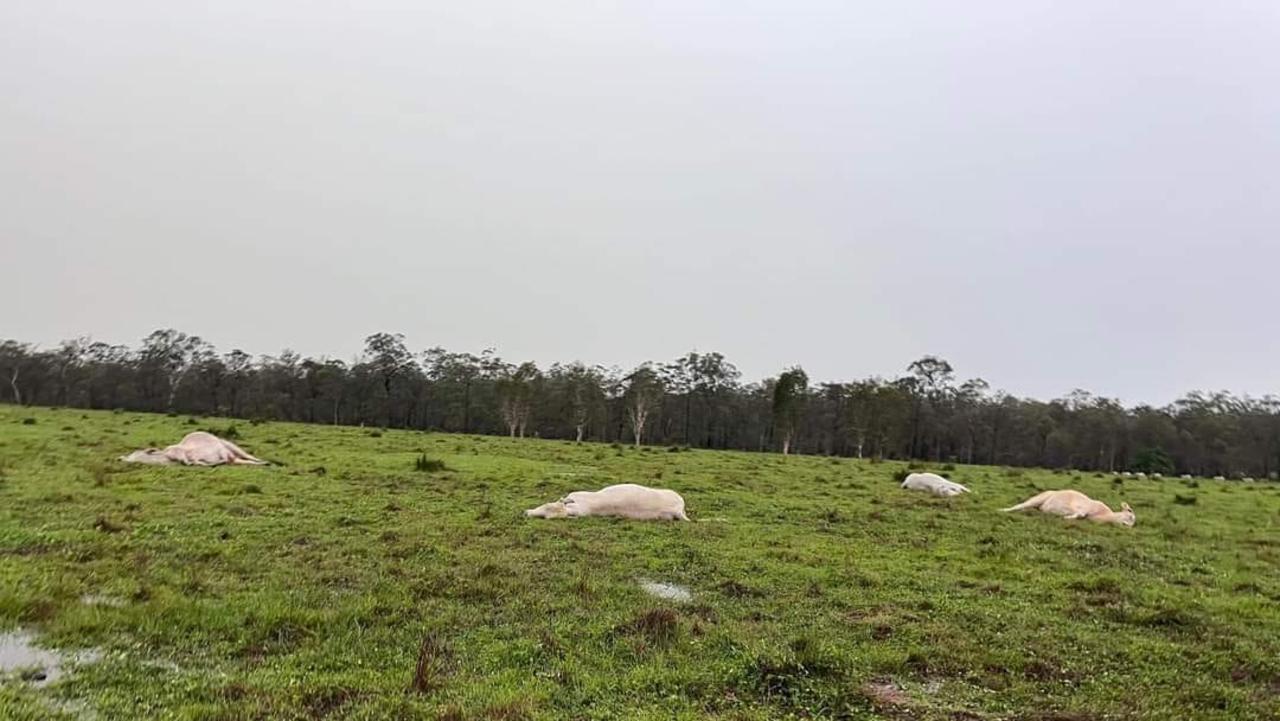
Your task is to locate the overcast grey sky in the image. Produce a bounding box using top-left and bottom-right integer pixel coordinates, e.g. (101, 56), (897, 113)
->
(2, 1), (1277, 404)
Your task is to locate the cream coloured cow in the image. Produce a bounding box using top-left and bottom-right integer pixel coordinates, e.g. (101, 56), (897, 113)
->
(120, 431), (268, 466)
(900, 472), (970, 497)
(1002, 489), (1134, 527)
(525, 483), (688, 521)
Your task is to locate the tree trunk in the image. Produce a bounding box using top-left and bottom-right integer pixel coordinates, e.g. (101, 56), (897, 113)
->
(462, 380), (472, 433)
(575, 424), (585, 443)
(8, 367), (20, 405)
(684, 393), (692, 445)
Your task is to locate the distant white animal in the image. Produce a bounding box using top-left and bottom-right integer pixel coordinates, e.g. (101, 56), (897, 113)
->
(1152, 473), (1163, 479)
(1180, 474), (1192, 480)
(1002, 489), (1135, 527)
(525, 483), (688, 521)
(1243, 477), (1255, 483)
(120, 432), (268, 466)
(1213, 475), (1226, 481)
(1121, 472), (1132, 478)
(1134, 472), (1147, 479)
(900, 472), (970, 497)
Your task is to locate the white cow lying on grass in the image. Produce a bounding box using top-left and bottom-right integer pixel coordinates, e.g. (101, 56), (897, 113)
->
(120, 432), (268, 467)
(525, 483), (689, 521)
(900, 472), (970, 497)
(1002, 489), (1135, 527)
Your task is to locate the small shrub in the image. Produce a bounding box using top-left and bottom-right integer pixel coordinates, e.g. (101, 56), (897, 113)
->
(112, 408), (125, 414)
(1173, 494), (1198, 506)
(368, 430), (383, 438)
(166, 412), (178, 418)
(891, 469), (910, 483)
(414, 454), (448, 472)
(240, 484), (262, 495)
(940, 463), (956, 471)
(906, 461), (925, 471)
(21, 417), (36, 425)
(186, 417), (199, 425)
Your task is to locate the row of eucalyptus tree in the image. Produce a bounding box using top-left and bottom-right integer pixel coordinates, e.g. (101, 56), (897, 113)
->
(2, 332), (1277, 478)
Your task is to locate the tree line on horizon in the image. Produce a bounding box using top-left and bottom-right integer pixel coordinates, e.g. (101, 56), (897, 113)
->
(1, 330), (1277, 479)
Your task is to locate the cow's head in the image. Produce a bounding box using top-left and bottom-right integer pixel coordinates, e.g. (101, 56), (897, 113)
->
(119, 448), (174, 465)
(1115, 502), (1136, 527)
(525, 500), (571, 519)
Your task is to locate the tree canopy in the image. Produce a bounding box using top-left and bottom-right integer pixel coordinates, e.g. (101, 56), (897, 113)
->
(2, 330), (1277, 478)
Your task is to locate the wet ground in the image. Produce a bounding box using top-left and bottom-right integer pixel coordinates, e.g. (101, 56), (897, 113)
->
(0, 628), (100, 688)
(638, 580), (693, 602)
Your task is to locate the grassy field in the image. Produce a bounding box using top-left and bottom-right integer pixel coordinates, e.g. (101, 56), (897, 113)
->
(1, 406), (1278, 721)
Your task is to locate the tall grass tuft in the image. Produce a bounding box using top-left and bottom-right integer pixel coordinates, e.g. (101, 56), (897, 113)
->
(414, 454), (448, 472)
(410, 632), (452, 694)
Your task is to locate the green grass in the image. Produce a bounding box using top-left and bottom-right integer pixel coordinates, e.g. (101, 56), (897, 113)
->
(1, 406), (1278, 720)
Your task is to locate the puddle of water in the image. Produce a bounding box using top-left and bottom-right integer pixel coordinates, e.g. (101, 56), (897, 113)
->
(0, 628), (101, 688)
(638, 580), (693, 603)
(80, 594), (126, 608)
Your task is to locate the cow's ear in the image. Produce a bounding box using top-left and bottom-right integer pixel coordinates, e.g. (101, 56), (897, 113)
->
(1121, 502), (1132, 512)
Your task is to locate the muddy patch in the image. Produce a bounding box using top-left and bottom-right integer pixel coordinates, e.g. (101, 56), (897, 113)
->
(862, 679), (910, 707)
(638, 580), (692, 603)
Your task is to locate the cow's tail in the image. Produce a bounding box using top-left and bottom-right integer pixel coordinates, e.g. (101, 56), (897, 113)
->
(677, 510), (690, 522)
(1003, 491), (1050, 513)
